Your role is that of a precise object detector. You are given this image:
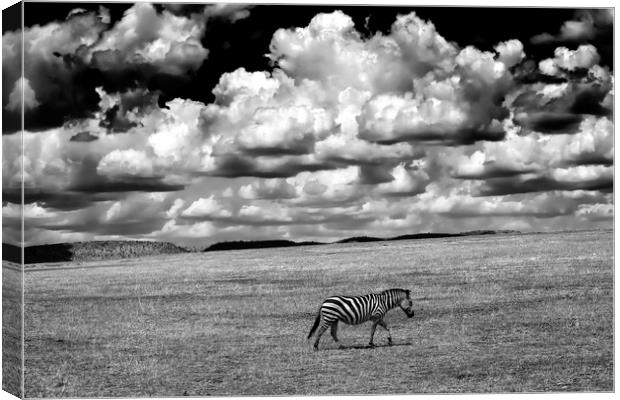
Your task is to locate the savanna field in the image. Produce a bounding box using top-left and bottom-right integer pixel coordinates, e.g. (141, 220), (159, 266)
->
(10, 230), (613, 396)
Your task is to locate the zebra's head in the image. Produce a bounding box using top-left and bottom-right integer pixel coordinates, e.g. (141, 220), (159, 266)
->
(399, 289), (414, 318)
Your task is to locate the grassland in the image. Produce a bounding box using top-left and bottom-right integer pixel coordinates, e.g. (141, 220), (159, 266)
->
(23, 230), (612, 396)
(3, 261), (23, 397)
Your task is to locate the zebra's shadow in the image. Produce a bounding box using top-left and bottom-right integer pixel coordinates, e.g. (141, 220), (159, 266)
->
(324, 342), (413, 351)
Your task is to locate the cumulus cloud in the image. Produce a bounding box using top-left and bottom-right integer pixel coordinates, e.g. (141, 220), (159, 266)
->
(165, 198), (186, 219)
(478, 165), (612, 196)
(5, 77), (40, 112)
(181, 196), (232, 219)
(556, 45), (601, 70)
(495, 39), (526, 68)
(97, 149), (154, 178)
(531, 9), (613, 44)
(285, 166), (362, 205)
(576, 202), (613, 220)
(87, 3), (208, 74)
(539, 45), (600, 76)
(152, 219), (217, 240)
(238, 202), (292, 224)
(451, 116), (613, 189)
(511, 76), (612, 134)
(203, 3), (253, 22)
(266, 11), (517, 146)
(239, 179), (297, 200)
(375, 163), (430, 197)
(4, 7), (613, 247)
(1, 3), (235, 131)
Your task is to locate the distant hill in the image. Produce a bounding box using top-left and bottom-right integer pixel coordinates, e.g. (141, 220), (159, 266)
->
(204, 230), (521, 252)
(390, 233), (463, 241)
(337, 236), (384, 243)
(204, 240), (323, 252)
(2, 230), (522, 263)
(2, 243), (22, 264)
(3, 241), (188, 264)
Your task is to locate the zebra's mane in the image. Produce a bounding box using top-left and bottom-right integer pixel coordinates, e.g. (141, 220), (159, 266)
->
(379, 288), (410, 298)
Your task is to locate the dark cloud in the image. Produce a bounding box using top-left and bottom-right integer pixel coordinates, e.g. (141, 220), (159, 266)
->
(515, 112), (583, 134)
(512, 81), (612, 134)
(97, 87), (159, 133)
(206, 154), (340, 179)
(69, 131), (99, 142)
(359, 165), (396, 185)
(3, 187), (115, 211)
(41, 218), (165, 237)
(478, 173), (613, 196)
(564, 154), (613, 167)
(70, 178), (185, 194)
(2, 3), (217, 132)
(366, 126), (507, 146)
(512, 60), (570, 85)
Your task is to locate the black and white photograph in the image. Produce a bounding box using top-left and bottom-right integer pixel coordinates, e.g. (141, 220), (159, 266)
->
(1, 1), (614, 397)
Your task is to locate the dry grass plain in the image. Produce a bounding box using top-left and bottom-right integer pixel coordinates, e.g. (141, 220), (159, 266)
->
(23, 230), (612, 397)
(2, 261), (22, 397)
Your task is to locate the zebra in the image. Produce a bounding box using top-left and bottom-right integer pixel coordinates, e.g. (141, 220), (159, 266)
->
(307, 288), (415, 350)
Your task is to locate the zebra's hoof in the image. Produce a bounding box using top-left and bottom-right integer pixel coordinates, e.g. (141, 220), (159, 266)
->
(368, 342), (375, 348)
(388, 339), (393, 346)
(338, 345), (346, 350)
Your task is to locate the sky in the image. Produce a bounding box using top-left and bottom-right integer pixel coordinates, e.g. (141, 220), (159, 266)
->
(1, 2), (614, 248)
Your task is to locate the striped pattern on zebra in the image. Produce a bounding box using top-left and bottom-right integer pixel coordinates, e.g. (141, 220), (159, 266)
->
(307, 288), (415, 350)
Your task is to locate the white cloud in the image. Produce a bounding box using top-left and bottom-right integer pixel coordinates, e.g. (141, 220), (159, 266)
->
(536, 83), (570, 100)
(376, 163), (430, 196)
(2, 202), (57, 219)
(239, 179), (297, 200)
(538, 58), (560, 76)
(203, 4), (252, 22)
(97, 148), (154, 178)
(166, 198), (186, 219)
(495, 39), (525, 68)
(104, 202), (122, 222)
(450, 116), (613, 182)
(5, 77), (40, 112)
(235, 106), (332, 155)
(146, 98), (211, 169)
(154, 219), (216, 239)
(539, 45), (600, 76)
(238, 202), (292, 223)
(530, 9), (612, 44)
(181, 196), (232, 218)
(576, 203), (613, 220)
(87, 3), (208, 74)
(286, 166), (360, 204)
(1, 4), (210, 120)
(3, 8), (613, 247)
(550, 165), (612, 184)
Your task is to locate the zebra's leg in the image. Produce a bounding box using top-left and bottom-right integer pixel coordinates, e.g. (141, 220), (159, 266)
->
(368, 320), (379, 347)
(330, 321), (344, 349)
(313, 323), (329, 350)
(377, 319), (393, 345)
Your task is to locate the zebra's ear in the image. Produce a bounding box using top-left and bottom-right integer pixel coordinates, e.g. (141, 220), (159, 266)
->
(406, 289), (411, 298)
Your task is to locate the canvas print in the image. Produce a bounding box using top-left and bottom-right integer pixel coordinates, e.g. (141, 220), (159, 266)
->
(1, 2), (614, 397)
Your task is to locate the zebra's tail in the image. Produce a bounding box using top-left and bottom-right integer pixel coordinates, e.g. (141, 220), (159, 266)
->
(307, 312), (321, 339)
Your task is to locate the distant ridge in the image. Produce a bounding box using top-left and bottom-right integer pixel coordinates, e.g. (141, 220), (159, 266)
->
(204, 230), (521, 252)
(3, 241), (188, 264)
(337, 236), (383, 243)
(3, 230), (521, 264)
(204, 240), (323, 252)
